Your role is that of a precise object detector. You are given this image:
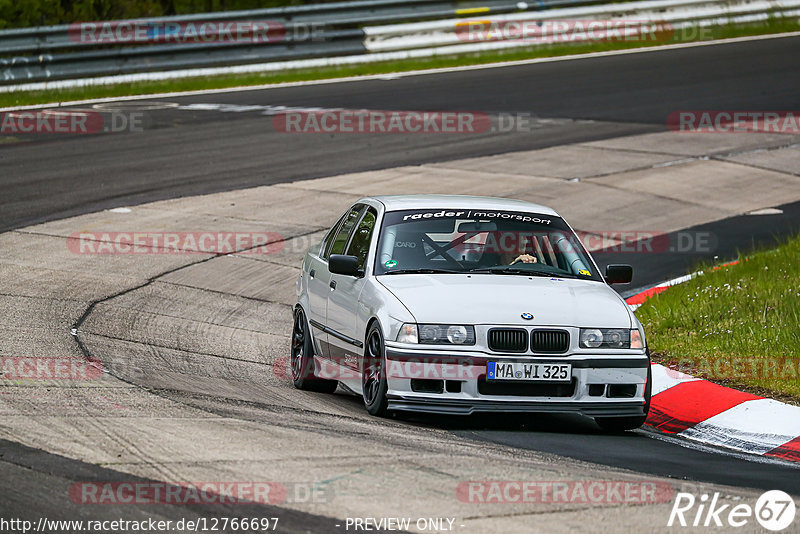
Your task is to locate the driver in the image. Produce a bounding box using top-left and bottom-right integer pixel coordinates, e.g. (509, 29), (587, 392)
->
(499, 233), (539, 265)
(511, 253), (538, 264)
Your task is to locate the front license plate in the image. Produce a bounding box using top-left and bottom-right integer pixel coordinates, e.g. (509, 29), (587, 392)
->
(487, 361), (571, 382)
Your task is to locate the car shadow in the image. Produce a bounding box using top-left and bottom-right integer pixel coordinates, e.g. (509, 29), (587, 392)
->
(395, 410), (637, 436)
(330, 386), (641, 436)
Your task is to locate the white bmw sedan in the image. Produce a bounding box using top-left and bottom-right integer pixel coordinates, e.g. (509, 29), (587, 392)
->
(292, 195), (651, 430)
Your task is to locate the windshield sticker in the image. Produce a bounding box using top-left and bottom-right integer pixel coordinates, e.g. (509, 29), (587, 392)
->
(578, 269), (592, 276)
(469, 211), (551, 224)
(402, 210), (465, 221)
(400, 209), (551, 225)
(384, 260), (398, 268)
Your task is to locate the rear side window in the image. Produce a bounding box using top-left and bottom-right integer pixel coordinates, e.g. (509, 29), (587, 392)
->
(327, 206), (364, 257)
(321, 211), (348, 259)
(346, 208), (377, 269)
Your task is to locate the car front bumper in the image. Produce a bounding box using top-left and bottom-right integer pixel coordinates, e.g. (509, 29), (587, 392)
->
(383, 345), (649, 417)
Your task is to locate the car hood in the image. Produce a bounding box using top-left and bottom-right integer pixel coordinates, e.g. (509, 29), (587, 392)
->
(377, 274), (632, 327)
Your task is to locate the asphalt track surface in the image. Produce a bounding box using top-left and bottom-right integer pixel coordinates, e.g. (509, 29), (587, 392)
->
(2, 34), (799, 233)
(2, 34), (800, 526)
(601, 198), (800, 292)
(0, 439), (343, 531)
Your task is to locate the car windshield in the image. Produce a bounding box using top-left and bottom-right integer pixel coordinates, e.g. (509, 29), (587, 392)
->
(374, 208), (601, 281)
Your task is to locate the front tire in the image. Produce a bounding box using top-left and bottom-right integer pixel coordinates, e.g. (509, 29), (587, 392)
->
(290, 307), (338, 393)
(362, 323), (389, 417)
(594, 363), (652, 432)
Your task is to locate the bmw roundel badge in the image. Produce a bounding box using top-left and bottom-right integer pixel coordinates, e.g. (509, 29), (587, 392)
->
(521, 313), (534, 320)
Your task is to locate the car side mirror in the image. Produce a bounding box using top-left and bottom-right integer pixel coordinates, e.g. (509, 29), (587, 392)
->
(605, 264), (633, 284)
(329, 254), (363, 277)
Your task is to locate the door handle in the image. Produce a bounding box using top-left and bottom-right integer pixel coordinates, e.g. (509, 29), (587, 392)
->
(329, 280), (337, 290)
(309, 269), (315, 279)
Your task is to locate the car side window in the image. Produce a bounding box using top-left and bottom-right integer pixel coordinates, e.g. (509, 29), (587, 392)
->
(327, 205), (364, 258)
(321, 211), (348, 259)
(345, 208), (377, 269)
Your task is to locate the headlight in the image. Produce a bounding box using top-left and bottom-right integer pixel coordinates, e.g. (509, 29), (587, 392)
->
(419, 324), (475, 345)
(579, 328), (604, 348)
(397, 323), (475, 345)
(579, 328), (639, 349)
(396, 324), (418, 344)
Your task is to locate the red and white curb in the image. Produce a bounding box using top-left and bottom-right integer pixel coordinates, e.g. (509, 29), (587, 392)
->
(625, 263), (800, 462)
(646, 364), (800, 461)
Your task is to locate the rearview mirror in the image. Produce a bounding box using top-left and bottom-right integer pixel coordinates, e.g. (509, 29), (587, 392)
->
(605, 264), (633, 284)
(457, 221), (497, 232)
(329, 254), (363, 277)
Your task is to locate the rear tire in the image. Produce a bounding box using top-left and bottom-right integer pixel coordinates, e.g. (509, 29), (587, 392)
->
(595, 361), (652, 432)
(362, 324), (389, 417)
(290, 307), (338, 393)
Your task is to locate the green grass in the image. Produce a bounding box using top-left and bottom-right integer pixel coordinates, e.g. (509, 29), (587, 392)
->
(1, 17), (799, 108)
(636, 235), (800, 402)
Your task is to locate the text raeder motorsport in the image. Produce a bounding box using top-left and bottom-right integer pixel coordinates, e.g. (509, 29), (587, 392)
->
(402, 210), (553, 224)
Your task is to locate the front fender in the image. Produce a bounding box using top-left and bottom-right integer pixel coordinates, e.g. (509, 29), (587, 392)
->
(358, 279), (416, 345)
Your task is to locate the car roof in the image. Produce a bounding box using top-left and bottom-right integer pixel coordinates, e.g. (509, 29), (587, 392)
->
(365, 195), (560, 216)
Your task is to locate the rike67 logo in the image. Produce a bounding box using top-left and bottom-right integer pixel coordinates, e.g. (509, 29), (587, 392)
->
(668, 490), (796, 531)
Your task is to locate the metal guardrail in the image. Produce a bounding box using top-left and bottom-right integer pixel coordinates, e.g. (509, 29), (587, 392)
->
(363, 0), (800, 51)
(0, 0), (606, 85)
(0, 0), (474, 54)
(0, 0), (797, 89)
